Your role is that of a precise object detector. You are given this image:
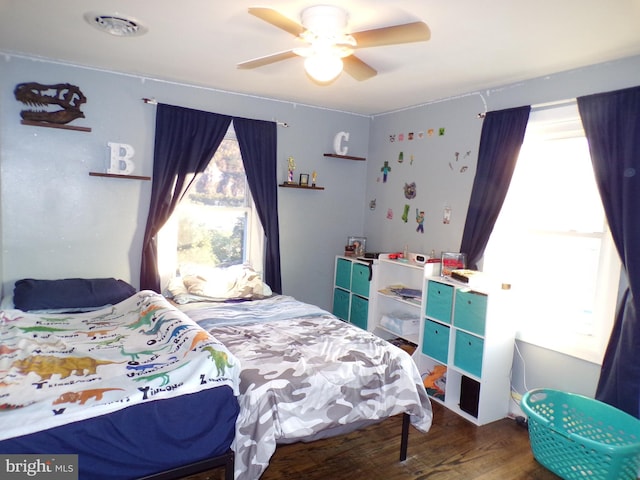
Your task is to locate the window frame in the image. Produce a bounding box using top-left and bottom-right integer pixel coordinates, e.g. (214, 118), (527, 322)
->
(482, 101), (620, 364)
(157, 126), (264, 289)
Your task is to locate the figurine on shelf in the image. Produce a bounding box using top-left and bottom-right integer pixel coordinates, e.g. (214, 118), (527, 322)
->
(312, 171), (317, 187)
(287, 156), (296, 184)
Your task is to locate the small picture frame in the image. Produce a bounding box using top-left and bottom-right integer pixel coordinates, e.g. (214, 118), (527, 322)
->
(299, 173), (309, 186)
(347, 236), (366, 257)
(441, 252), (467, 277)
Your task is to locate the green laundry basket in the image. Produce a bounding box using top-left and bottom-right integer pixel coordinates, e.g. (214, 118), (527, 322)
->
(521, 388), (640, 480)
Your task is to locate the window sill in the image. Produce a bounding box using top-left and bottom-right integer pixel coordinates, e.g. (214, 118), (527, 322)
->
(515, 329), (604, 365)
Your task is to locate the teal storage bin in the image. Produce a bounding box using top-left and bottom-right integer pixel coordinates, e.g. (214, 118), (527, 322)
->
(454, 330), (483, 377)
(522, 389), (640, 480)
(351, 262), (371, 298)
(332, 288), (350, 321)
(426, 281), (454, 323)
(349, 294), (368, 330)
(335, 258), (351, 290)
(454, 289), (487, 336)
(422, 319), (450, 364)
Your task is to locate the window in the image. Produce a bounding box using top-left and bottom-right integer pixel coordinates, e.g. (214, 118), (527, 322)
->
(482, 102), (620, 364)
(157, 127), (264, 286)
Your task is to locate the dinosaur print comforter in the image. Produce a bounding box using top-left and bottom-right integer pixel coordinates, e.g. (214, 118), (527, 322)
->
(179, 295), (433, 480)
(0, 291), (240, 441)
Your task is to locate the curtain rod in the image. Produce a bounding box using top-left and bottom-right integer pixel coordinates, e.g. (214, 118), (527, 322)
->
(141, 98), (289, 127)
(531, 98), (577, 112)
(474, 98), (577, 119)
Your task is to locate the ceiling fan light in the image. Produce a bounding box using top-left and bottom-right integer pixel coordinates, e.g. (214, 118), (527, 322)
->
(304, 53), (343, 83)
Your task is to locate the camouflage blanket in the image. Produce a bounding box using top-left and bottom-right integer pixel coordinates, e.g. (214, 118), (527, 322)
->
(180, 296), (433, 480)
(0, 291), (240, 441)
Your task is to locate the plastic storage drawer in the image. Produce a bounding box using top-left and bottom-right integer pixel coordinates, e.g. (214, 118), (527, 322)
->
(335, 258), (352, 290)
(422, 319), (450, 364)
(454, 289), (487, 336)
(349, 294), (368, 330)
(454, 330), (484, 378)
(351, 262), (371, 298)
(426, 281), (454, 323)
(332, 288), (350, 321)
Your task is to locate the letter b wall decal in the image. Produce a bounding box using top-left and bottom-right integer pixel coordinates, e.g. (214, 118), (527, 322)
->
(107, 142), (135, 175)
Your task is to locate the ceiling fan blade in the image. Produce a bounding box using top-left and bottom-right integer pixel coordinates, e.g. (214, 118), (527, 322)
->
(352, 21), (430, 48)
(343, 55), (377, 81)
(248, 7), (305, 37)
(237, 50), (298, 70)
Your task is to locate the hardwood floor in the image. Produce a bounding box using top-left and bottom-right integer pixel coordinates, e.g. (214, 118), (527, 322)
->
(184, 402), (561, 480)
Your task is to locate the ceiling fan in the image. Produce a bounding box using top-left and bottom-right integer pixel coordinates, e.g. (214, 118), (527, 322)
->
(237, 5), (431, 83)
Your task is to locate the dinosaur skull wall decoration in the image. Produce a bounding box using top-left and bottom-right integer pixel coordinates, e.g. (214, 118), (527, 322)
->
(14, 82), (87, 125)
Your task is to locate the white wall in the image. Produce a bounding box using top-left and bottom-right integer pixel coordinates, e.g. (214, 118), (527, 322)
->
(364, 93), (483, 255)
(363, 54), (640, 399)
(2, 51), (639, 402)
(0, 55), (370, 311)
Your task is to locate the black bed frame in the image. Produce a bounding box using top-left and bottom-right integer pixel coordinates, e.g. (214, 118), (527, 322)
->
(137, 413), (410, 480)
(137, 449), (234, 480)
(400, 412), (410, 461)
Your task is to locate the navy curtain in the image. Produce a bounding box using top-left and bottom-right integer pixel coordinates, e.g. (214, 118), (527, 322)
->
(234, 117), (282, 294)
(577, 85), (640, 417)
(140, 104), (232, 292)
(459, 106), (531, 269)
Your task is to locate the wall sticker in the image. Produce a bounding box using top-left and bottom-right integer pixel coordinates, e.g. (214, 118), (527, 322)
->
(404, 182), (416, 199)
(380, 161), (392, 182)
(449, 150), (471, 173)
(416, 209), (425, 233)
(402, 204), (410, 223)
(443, 205), (452, 224)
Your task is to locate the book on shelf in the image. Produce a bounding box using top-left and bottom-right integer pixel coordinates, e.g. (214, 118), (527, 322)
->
(450, 269), (498, 291)
(423, 364), (447, 401)
(390, 287), (422, 299)
(450, 269), (480, 283)
(388, 337), (417, 355)
(378, 284), (422, 304)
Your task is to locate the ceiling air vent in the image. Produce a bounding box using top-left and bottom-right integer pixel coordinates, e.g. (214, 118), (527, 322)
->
(84, 12), (148, 37)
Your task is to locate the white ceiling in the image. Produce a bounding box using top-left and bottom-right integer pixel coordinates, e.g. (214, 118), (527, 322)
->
(1, 0), (640, 116)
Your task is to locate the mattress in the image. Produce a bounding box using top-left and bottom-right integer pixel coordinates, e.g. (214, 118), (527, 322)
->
(0, 385), (238, 479)
(179, 295), (433, 480)
(0, 291), (241, 479)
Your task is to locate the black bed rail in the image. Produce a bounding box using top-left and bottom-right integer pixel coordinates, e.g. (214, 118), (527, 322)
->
(137, 449), (234, 480)
(138, 413), (409, 480)
(400, 413), (410, 461)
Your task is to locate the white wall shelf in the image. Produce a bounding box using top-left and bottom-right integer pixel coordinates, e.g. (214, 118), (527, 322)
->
(416, 274), (515, 425)
(367, 254), (434, 347)
(361, 253), (515, 425)
(331, 256), (373, 330)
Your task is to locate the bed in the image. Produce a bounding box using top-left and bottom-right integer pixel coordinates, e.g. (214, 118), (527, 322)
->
(1, 271), (433, 480)
(0, 278), (241, 480)
(177, 293), (433, 480)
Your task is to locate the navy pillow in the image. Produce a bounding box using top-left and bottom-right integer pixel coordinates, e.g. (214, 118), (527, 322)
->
(13, 278), (136, 312)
